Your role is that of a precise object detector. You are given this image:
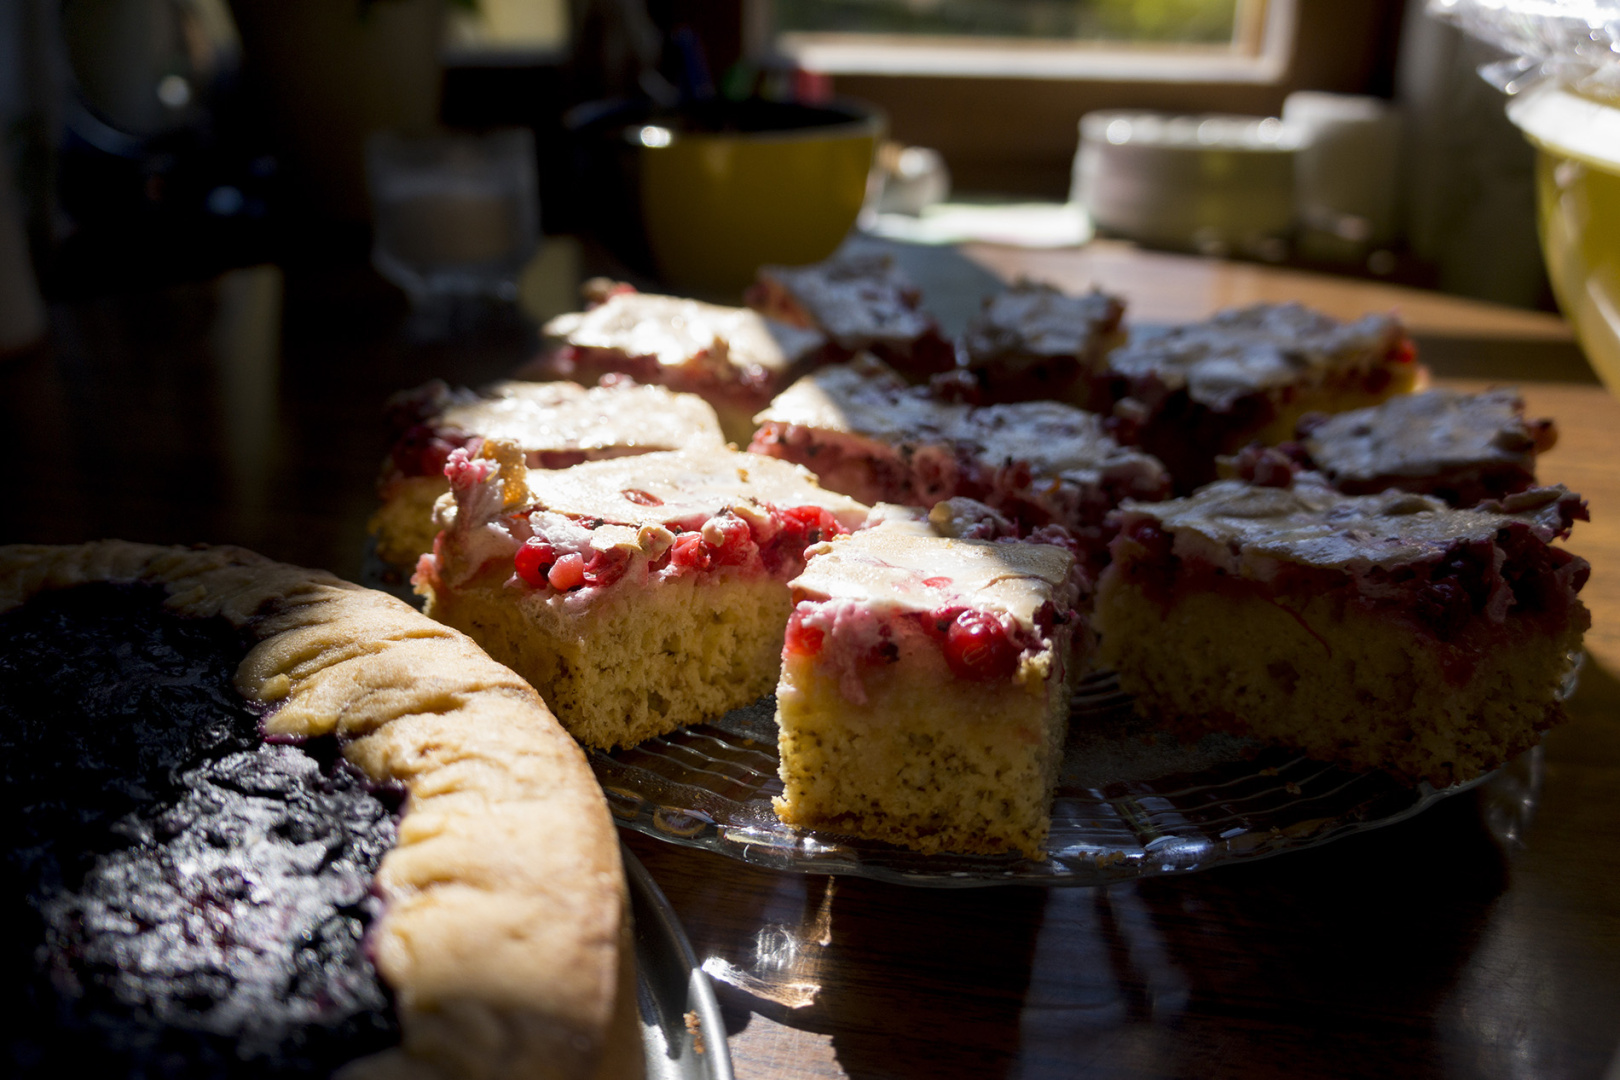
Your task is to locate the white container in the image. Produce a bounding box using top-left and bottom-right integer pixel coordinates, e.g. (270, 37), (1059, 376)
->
(1073, 110), (1302, 258)
(366, 128), (539, 302)
(1283, 91), (1402, 260)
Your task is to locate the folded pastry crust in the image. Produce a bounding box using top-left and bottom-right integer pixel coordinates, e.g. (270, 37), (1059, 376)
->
(0, 540), (638, 1080)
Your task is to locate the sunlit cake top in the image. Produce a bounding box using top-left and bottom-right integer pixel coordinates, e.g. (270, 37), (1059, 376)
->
(1117, 475), (1584, 575)
(544, 292), (825, 374)
(1107, 303), (1406, 411)
(512, 447), (869, 533)
(1301, 387), (1553, 485)
(963, 281), (1124, 364)
(434, 379), (724, 453)
(757, 358), (1168, 489)
(794, 521), (1075, 630)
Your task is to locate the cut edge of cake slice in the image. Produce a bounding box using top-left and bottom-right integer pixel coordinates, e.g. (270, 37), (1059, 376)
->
(772, 514), (1091, 860)
(414, 441), (870, 750)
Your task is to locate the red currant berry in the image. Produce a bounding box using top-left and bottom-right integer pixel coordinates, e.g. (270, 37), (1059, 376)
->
(514, 539), (556, 588)
(669, 532), (710, 571)
(783, 615), (824, 658)
(583, 549), (629, 588)
(704, 513), (755, 566)
(547, 553), (586, 590)
(621, 488), (663, 506)
(943, 610), (1018, 681)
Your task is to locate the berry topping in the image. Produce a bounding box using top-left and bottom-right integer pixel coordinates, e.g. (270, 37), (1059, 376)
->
(0, 583), (401, 1077)
(389, 424), (477, 479)
(514, 538), (557, 587)
(670, 532), (711, 571)
(783, 615), (825, 658)
(703, 513), (757, 566)
(943, 610), (1020, 681)
(583, 548), (630, 588)
(621, 489), (664, 506)
(548, 553), (586, 591)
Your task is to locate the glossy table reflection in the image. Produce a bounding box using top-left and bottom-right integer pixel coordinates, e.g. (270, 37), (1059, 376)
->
(4, 238), (1619, 1080)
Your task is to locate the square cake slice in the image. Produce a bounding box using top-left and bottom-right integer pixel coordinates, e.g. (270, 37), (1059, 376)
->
(745, 251), (956, 378)
(371, 378), (726, 569)
(748, 356), (1170, 575)
(414, 443), (869, 750)
(773, 518), (1088, 859)
(1104, 302), (1422, 491)
(1238, 387), (1556, 507)
(521, 287), (828, 442)
(956, 280), (1126, 406)
(1095, 476), (1590, 787)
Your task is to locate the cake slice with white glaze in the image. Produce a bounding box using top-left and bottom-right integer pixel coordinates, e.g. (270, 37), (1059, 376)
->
(1095, 475), (1589, 786)
(415, 443), (869, 749)
(773, 518), (1089, 859)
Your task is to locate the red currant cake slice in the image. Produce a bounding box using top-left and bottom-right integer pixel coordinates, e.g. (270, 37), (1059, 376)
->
(773, 519), (1089, 860)
(372, 378), (726, 570)
(957, 280), (1126, 406)
(523, 287), (827, 442)
(414, 443), (870, 750)
(0, 542), (637, 1080)
(748, 356), (1170, 576)
(744, 251), (956, 378)
(1105, 302), (1422, 491)
(1226, 387), (1558, 506)
(1094, 476), (1590, 787)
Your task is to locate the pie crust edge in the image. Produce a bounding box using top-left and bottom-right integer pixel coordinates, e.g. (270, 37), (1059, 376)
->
(0, 540), (637, 1080)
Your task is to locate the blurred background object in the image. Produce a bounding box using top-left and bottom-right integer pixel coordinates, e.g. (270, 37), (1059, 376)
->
(1427, 0), (1620, 394)
(633, 99), (881, 294)
(1396, 0), (1548, 307)
(1512, 85), (1620, 393)
(60, 0), (239, 149)
(873, 141), (949, 216)
(228, 0), (446, 223)
(0, 144), (47, 354)
(1282, 90), (1402, 264)
(3, 0), (1591, 322)
(1072, 110), (1300, 261)
(366, 127), (539, 303)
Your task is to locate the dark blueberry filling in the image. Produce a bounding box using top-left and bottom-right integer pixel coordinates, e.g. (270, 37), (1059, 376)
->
(1, 583), (402, 1078)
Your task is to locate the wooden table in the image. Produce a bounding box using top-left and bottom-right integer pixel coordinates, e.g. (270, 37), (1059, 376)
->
(5, 239), (1619, 1080)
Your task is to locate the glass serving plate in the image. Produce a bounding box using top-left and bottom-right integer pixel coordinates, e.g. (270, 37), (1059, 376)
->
(592, 665), (1563, 889)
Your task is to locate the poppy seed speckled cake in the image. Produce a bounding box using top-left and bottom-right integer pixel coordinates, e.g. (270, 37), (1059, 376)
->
(415, 443), (870, 750)
(773, 516), (1089, 859)
(1094, 476), (1589, 786)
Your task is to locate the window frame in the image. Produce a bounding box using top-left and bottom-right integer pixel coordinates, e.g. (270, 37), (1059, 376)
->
(744, 0), (1406, 197)
(767, 0), (1296, 83)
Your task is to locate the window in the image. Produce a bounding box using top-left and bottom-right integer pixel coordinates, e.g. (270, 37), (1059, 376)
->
(769, 0), (1295, 82)
(758, 0), (1404, 196)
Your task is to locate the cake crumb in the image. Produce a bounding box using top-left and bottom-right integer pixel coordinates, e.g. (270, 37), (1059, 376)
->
(684, 1010), (706, 1055)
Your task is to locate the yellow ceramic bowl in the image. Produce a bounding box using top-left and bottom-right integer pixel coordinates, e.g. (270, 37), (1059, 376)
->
(632, 100), (882, 295)
(1510, 85), (1620, 392)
